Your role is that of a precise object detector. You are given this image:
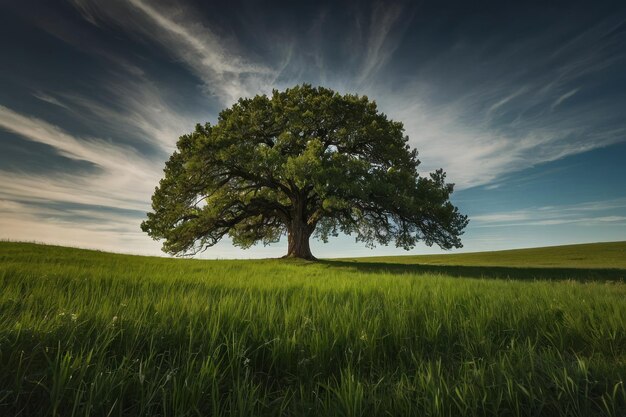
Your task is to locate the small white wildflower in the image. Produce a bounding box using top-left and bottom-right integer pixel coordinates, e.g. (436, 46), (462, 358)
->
(138, 363), (145, 384)
(71, 314), (78, 322)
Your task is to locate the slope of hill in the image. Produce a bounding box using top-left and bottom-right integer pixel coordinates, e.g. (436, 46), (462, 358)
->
(345, 241), (626, 269)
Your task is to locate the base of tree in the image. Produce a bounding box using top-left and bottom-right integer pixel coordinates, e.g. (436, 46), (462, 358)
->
(281, 253), (318, 261)
(284, 225), (316, 260)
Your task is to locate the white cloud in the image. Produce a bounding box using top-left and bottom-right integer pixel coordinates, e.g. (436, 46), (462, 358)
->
(357, 1), (408, 84)
(486, 87), (528, 116)
(0, 105), (152, 175)
(0, 105), (159, 210)
(373, 75), (621, 189)
(375, 96), (559, 188)
(32, 91), (70, 110)
(57, 77), (199, 154)
(471, 199), (626, 228)
(71, 0), (276, 104)
(551, 88), (580, 110)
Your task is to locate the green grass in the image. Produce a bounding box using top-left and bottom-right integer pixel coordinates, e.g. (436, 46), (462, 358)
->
(346, 241), (626, 269)
(0, 241), (625, 416)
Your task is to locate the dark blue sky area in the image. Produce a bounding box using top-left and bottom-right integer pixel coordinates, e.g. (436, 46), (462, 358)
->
(0, 0), (625, 257)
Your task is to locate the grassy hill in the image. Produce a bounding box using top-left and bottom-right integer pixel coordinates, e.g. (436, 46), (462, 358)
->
(0, 241), (625, 416)
(346, 241), (626, 269)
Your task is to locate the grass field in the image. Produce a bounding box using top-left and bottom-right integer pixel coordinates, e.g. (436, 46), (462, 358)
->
(346, 241), (626, 269)
(0, 241), (625, 416)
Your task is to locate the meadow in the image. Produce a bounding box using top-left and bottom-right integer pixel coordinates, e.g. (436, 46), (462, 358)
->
(0, 241), (625, 416)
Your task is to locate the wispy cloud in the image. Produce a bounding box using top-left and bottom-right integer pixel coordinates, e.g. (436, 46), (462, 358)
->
(32, 91), (70, 110)
(55, 76), (200, 154)
(71, 0), (276, 104)
(357, 1), (411, 84)
(0, 105), (148, 173)
(375, 94), (594, 188)
(472, 199), (626, 228)
(486, 87), (528, 116)
(371, 15), (626, 188)
(551, 88), (580, 110)
(0, 104), (160, 210)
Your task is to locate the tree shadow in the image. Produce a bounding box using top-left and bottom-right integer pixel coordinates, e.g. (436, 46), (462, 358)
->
(318, 260), (626, 282)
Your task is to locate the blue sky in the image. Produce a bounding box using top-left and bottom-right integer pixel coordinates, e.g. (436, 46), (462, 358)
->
(0, 0), (625, 258)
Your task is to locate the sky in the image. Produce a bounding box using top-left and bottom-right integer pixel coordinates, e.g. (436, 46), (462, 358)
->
(1, 0), (625, 258)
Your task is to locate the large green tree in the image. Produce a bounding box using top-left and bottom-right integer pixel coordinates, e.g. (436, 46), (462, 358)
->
(142, 85), (468, 259)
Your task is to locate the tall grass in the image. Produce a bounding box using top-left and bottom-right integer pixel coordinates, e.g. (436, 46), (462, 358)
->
(0, 242), (625, 416)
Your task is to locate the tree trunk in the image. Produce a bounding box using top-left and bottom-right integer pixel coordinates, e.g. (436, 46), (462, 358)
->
(284, 221), (316, 260)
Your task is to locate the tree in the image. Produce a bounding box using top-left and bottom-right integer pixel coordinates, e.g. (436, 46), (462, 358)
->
(141, 85), (468, 260)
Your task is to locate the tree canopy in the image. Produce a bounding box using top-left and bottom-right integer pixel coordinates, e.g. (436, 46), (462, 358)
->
(141, 85), (468, 259)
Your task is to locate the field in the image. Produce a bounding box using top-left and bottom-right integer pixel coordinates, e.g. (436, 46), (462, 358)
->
(0, 242), (625, 416)
(346, 241), (626, 269)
